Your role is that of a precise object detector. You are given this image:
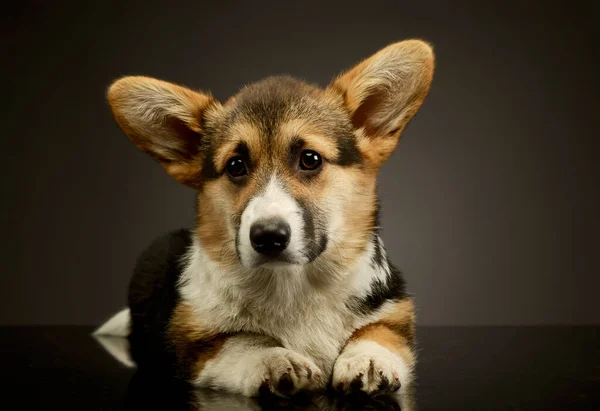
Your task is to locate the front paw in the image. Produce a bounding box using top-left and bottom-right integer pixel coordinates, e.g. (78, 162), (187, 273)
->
(250, 348), (323, 397)
(332, 341), (409, 395)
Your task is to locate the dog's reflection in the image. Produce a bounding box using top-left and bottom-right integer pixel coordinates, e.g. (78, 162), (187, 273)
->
(124, 369), (410, 411)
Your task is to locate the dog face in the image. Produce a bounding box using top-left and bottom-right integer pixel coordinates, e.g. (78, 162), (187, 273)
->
(108, 40), (434, 272)
(196, 77), (368, 270)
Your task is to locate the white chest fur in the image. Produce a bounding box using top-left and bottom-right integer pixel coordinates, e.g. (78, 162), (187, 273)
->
(179, 239), (386, 375)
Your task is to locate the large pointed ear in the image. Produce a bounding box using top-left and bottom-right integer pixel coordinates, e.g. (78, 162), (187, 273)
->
(107, 76), (221, 188)
(328, 40), (434, 165)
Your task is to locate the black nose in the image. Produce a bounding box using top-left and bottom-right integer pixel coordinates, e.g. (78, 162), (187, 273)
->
(250, 218), (291, 256)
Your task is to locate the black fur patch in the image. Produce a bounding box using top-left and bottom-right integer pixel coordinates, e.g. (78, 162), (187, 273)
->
(334, 130), (362, 166)
(197, 107), (221, 183)
(296, 198), (327, 262)
(127, 229), (192, 377)
(370, 234), (384, 270)
(287, 136), (305, 166)
(234, 141), (250, 162)
(200, 144), (219, 182)
(349, 261), (408, 316)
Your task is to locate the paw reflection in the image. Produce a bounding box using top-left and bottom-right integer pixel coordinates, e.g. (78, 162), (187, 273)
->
(124, 370), (411, 410)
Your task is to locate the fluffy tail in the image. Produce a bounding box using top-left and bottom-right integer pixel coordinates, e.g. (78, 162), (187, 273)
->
(94, 308), (131, 337)
(93, 308), (136, 368)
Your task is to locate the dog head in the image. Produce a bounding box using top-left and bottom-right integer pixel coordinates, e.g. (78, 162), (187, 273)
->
(108, 40), (434, 273)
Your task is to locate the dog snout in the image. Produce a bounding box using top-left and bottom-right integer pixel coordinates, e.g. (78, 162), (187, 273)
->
(250, 218), (291, 256)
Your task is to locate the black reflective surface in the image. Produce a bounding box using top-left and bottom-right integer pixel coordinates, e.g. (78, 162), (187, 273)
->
(2, 326), (598, 410)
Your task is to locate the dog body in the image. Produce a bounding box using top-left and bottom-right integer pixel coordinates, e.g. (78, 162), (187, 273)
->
(96, 40), (434, 401)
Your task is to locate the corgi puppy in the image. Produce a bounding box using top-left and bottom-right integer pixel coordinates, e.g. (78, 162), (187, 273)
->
(95, 40), (434, 403)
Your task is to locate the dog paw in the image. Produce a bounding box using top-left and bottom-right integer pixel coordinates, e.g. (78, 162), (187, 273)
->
(332, 341), (410, 395)
(252, 348), (323, 397)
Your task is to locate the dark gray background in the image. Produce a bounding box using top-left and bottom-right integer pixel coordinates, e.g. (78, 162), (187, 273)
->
(2, 1), (598, 326)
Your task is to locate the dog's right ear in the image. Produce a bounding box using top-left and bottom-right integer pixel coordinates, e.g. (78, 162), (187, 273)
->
(107, 76), (221, 189)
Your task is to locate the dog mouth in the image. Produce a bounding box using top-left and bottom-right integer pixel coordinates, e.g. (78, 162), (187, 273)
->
(255, 255), (297, 269)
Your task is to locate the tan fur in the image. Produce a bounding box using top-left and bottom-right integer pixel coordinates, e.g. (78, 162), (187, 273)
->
(107, 76), (218, 188)
(107, 40), (434, 270)
(383, 299), (416, 333)
(105, 40), (435, 398)
(168, 303), (228, 378)
(349, 299), (416, 366)
(213, 122), (264, 170)
(331, 167), (379, 265)
(278, 119), (340, 160)
(330, 39), (435, 166)
(196, 111), (380, 271)
(195, 181), (238, 268)
(350, 323), (414, 366)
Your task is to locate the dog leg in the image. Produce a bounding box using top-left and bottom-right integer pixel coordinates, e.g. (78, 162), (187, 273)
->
(168, 303), (322, 397)
(194, 334), (323, 397)
(332, 298), (415, 396)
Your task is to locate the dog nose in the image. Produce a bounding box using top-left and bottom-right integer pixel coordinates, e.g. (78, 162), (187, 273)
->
(250, 218), (291, 256)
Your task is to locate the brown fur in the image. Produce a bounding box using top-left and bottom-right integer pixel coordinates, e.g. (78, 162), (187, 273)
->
(330, 40), (435, 166)
(195, 181), (239, 267)
(328, 166), (379, 265)
(195, 110), (370, 271)
(349, 298), (416, 366)
(107, 76), (220, 189)
(107, 41), (434, 275)
(382, 298), (417, 344)
(168, 303), (229, 379)
(107, 40), (434, 395)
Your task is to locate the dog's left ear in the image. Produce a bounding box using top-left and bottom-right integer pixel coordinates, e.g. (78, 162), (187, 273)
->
(329, 40), (435, 165)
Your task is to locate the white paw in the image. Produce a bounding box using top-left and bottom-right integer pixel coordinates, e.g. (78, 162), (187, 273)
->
(245, 347), (323, 397)
(332, 340), (411, 395)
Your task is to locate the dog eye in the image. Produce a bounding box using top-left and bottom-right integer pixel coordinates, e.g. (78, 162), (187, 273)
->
(299, 150), (322, 171)
(226, 156), (247, 178)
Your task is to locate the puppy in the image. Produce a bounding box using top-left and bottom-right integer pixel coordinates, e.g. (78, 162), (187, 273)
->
(95, 40), (434, 402)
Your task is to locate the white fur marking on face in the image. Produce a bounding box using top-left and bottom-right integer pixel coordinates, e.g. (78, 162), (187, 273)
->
(238, 177), (305, 267)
